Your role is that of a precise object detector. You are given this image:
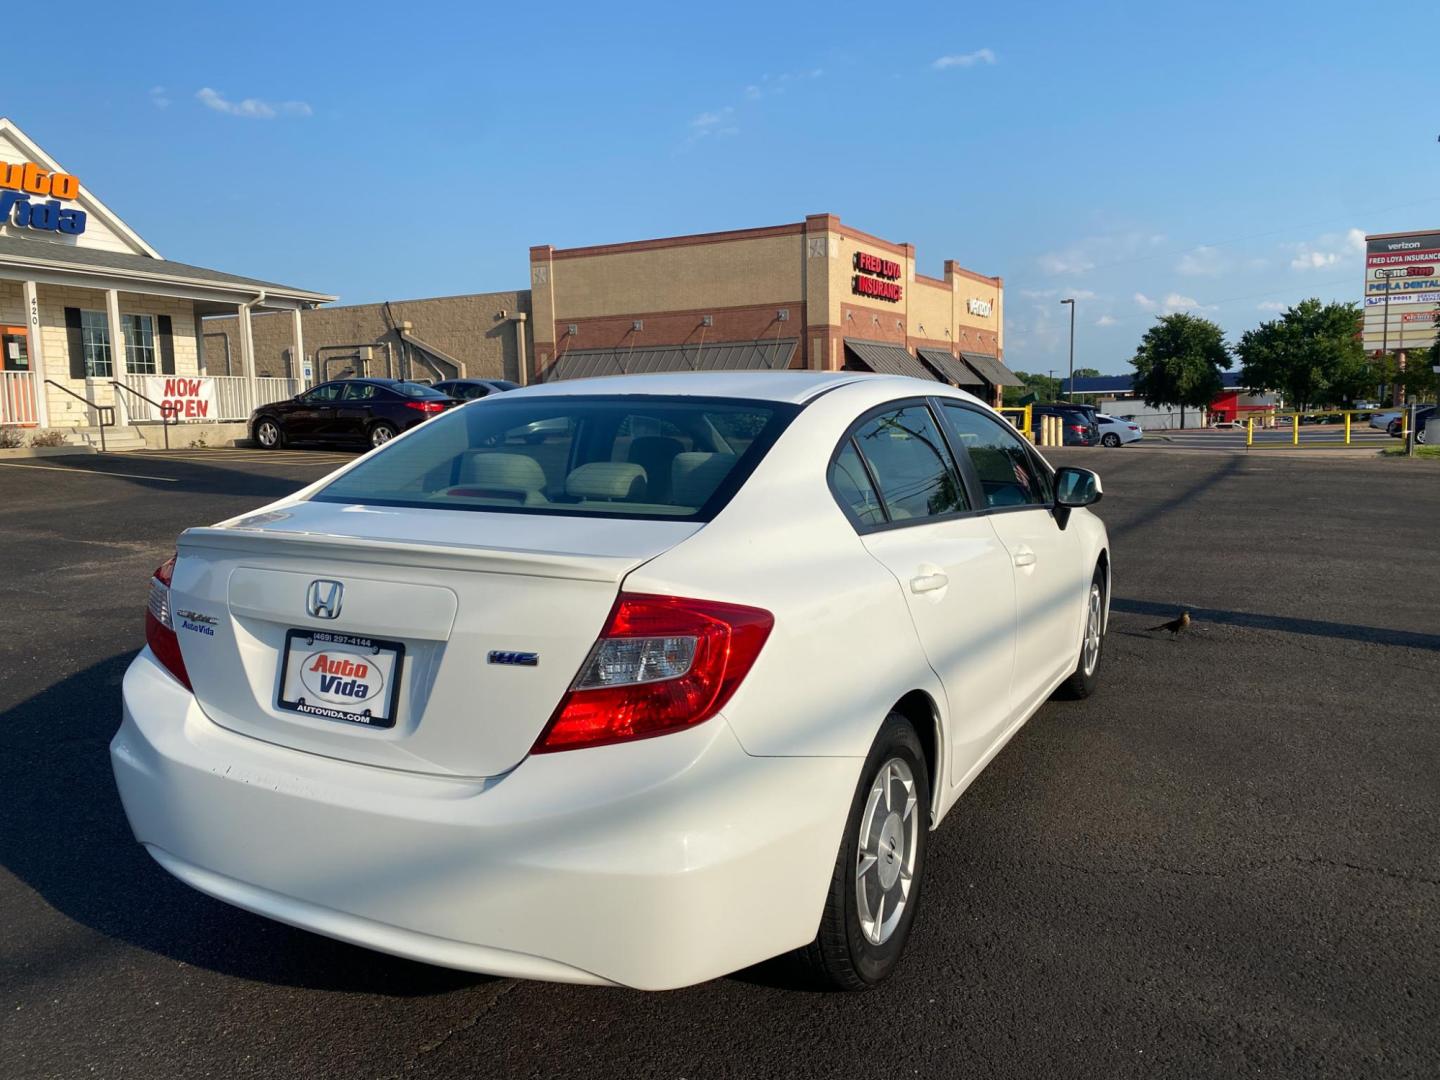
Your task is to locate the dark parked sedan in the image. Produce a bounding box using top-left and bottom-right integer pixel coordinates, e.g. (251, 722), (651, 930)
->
(250, 378), (458, 450)
(431, 377), (519, 401)
(1388, 406), (1435, 444)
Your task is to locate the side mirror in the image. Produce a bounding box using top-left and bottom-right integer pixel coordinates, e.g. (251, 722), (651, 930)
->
(1053, 467), (1102, 529)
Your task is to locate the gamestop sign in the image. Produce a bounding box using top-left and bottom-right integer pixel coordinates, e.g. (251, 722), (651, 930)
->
(143, 376), (217, 420)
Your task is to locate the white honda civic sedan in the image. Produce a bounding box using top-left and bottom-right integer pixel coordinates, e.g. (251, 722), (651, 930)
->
(112, 371), (1110, 991)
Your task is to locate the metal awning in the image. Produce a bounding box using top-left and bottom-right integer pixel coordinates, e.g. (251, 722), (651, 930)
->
(917, 347), (983, 387)
(544, 338), (797, 381)
(843, 339), (938, 381)
(959, 351), (1024, 387)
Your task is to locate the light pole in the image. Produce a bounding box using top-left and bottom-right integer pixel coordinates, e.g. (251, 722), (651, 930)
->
(1060, 298), (1076, 400)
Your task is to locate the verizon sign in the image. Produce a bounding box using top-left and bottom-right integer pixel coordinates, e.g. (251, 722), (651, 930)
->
(1362, 230), (1440, 353)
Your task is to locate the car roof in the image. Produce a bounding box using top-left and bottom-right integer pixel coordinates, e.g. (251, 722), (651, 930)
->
(507, 370), (905, 405)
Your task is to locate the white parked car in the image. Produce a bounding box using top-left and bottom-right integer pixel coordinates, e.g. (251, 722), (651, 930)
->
(112, 372), (1110, 991)
(1096, 413), (1143, 446)
(1369, 411), (1401, 430)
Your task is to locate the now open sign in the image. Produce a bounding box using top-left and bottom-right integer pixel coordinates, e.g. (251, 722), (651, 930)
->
(143, 376), (217, 420)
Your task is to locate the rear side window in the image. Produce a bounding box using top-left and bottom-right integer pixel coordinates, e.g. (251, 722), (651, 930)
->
(393, 382), (449, 399)
(940, 403), (1046, 509)
(313, 395), (796, 521)
(850, 405), (968, 521)
(829, 442), (886, 526)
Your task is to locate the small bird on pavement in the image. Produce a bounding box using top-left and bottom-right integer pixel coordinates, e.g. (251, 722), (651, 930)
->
(1148, 611), (1191, 637)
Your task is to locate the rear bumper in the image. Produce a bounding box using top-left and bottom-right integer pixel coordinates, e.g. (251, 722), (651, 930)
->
(111, 649), (857, 990)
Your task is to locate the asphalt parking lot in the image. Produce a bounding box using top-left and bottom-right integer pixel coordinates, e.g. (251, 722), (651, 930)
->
(2, 447), (1437, 1080)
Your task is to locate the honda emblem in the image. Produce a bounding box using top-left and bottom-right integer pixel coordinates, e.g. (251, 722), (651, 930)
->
(306, 580), (343, 620)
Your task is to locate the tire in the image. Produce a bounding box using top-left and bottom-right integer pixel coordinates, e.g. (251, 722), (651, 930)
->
(1418, 426), (1428, 446)
(255, 418), (283, 450)
(1101, 433), (1121, 448)
(1055, 565), (1106, 700)
(798, 713), (931, 991)
(369, 422), (398, 449)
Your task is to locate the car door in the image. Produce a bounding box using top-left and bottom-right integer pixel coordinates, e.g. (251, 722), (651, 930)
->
(334, 381), (383, 439)
(830, 401), (1018, 788)
(937, 402), (1087, 712)
(285, 382), (342, 438)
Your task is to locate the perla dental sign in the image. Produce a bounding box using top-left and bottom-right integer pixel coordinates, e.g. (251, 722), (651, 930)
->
(0, 161), (87, 236)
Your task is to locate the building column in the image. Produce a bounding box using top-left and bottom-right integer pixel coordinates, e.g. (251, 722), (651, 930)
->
(21, 280), (49, 427)
(513, 313), (529, 386)
(239, 302), (258, 411)
(290, 306), (306, 386)
(105, 288), (126, 425)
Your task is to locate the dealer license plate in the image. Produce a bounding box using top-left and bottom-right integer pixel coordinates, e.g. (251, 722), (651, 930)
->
(277, 629), (405, 728)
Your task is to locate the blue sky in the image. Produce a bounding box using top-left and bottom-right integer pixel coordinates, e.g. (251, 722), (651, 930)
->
(7, 0), (1434, 374)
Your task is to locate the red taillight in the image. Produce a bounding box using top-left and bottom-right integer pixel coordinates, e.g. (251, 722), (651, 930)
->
(145, 554), (192, 690)
(1068, 424), (1086, 433)
(533, 593), (774, 752)
(405, 401), (446, 413)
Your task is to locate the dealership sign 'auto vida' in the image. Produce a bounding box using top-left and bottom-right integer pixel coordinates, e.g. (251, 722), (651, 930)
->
(0, 161), (87, 236)
(853, 250), (903, 302)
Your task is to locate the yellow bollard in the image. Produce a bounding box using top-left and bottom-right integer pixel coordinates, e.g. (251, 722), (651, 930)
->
(1247, 416), (1254, 447)
(1292, 414), (1299, 445)
(1344, 412), (1351, 445)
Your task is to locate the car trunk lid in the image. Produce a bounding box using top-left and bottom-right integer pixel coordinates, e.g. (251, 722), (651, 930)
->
(170, 501), (700, 777)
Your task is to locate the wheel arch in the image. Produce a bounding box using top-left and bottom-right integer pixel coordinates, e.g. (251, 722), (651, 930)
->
(888, 689), (943, 824)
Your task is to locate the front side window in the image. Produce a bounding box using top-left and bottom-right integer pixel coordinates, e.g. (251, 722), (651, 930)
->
(850, 405), (968, 522)
(313, 395), (796, 520)
(123, 314), (156, 375)
(940, 403), (1046, 509)
(302, 383), (344, 404)
(79, 309), (111, 378)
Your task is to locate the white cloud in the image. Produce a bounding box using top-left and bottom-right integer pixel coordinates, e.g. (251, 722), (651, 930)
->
(743, 84), (762, 101)
(1176, 245), (1226, 276)
(148, 86), (170, 109)
(1134, 292), (1157, 310)
(196, 87), (312, 119)
(1158, 292), (1217, 314)
(1037, 231), (1166, 278)
(1289, 226), (1364, 271)
(1095, 314), (1118, 326)
(1020, 287), (1099, 301)
(691, 107), (734, 130)
(1257, 300), (1287, 312)
(932, 48), (997, 69)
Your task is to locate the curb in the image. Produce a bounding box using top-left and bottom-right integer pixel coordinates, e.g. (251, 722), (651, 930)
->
(0, 445), (100, 460)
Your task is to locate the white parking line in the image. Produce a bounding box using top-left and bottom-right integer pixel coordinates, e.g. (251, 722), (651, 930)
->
(0, 460), (180, 481)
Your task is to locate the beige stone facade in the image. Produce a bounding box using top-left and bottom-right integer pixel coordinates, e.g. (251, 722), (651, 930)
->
(202, 290), (533, 384)
(529, 213), (1008, 402)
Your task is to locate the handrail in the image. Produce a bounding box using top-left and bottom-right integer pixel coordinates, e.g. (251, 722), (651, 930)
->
(111, 380), (175, 450)
(44, 379), (113, 452)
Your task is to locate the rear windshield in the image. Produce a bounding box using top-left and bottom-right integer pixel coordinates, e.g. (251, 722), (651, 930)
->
(392, 382), (450, 399)
(312, 394), (798, 520)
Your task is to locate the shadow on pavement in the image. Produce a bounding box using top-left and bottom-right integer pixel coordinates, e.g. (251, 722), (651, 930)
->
(1112, 597), (1440, 651)
(0, 652), (491, 997)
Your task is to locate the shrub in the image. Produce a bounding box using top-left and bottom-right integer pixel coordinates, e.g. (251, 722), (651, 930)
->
(29, 429), (71, 448)
(0, 426), (24, 449)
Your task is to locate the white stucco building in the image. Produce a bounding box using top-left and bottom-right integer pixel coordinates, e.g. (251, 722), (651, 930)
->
(0, 117), (333, 436)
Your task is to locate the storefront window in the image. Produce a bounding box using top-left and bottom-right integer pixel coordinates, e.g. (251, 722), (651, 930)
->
(79, 309), (112, 378)
(123, 314), (157, 375)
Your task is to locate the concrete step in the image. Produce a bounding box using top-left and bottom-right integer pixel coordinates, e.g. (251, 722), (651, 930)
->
(70, 426), (149, 452)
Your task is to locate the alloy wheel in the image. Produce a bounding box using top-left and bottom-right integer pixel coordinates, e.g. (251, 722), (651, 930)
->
(371, 425), (395, 447)
(257, 421), (278, 448)
(855, 757), (920, 946)
(1082, 582), (1103, 677)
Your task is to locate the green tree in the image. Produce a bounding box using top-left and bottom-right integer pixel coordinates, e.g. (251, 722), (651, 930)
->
(1072, 367), (1102, 379)
(1004, 370), (1061, 405)
(1235, 299), (1371, 411)
(1129, 313), (1230, 428)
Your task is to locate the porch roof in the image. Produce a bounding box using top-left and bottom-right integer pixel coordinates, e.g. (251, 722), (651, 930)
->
(0, 235), (335, 307)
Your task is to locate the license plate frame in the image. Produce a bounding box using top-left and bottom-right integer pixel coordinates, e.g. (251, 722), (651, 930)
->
(277, 629), (405, 729)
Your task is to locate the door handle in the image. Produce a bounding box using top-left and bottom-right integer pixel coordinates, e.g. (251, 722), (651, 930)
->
(910, 571), (949, 594)
(1013, 548), (1037, 568)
